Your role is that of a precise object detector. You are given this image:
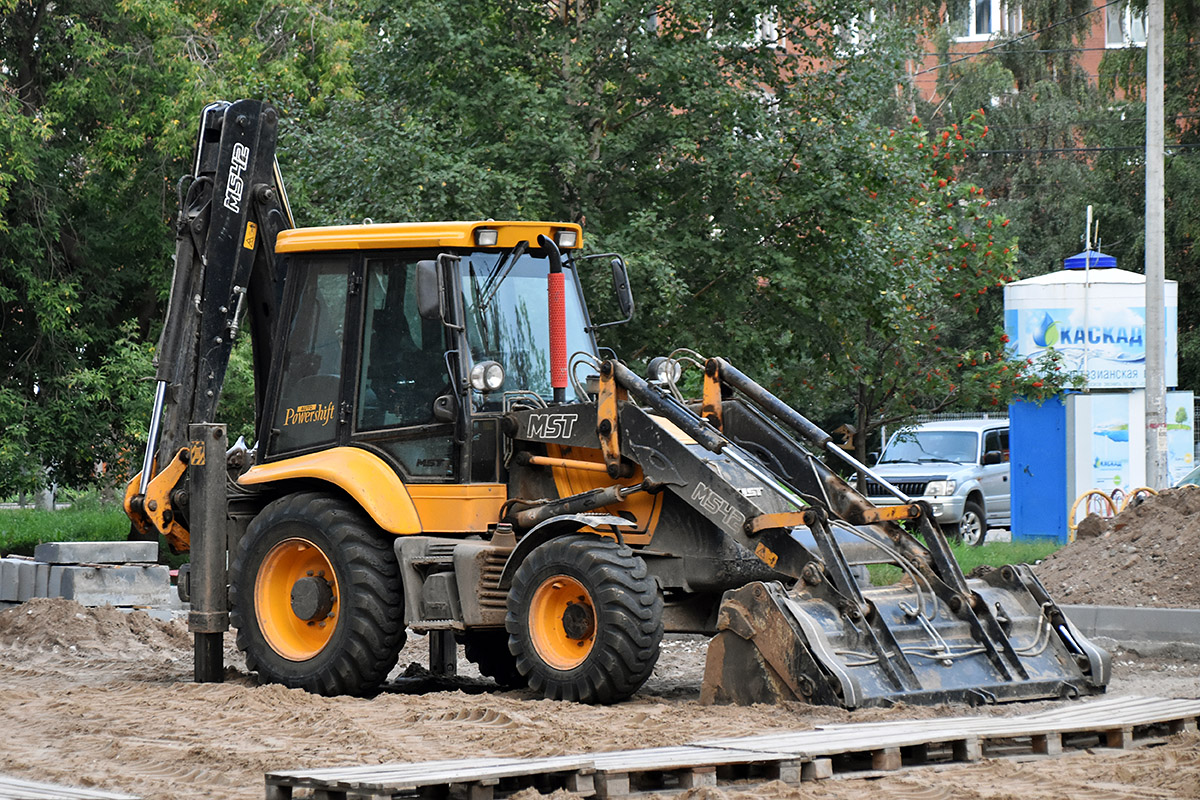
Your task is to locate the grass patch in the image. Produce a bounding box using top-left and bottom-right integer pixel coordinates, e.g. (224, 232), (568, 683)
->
(0, 507), (132, 557)
(868, 539), (1063, 585)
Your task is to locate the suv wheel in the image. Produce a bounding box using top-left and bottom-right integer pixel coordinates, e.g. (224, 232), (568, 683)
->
(950, 499), (987, 547)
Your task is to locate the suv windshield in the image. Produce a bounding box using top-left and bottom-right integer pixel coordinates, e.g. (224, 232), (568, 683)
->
(880, 430), (979, 464)
(460, 250), (595, 405)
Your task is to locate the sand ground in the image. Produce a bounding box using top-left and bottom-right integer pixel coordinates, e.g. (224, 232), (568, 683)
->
(0, 598), (1196, 800)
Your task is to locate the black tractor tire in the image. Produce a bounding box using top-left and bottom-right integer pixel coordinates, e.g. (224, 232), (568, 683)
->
(228, 491), (406, 696)
(461, 629), (525, 689)
(947, 499), (988, 547)
(505, 534), (663, 704)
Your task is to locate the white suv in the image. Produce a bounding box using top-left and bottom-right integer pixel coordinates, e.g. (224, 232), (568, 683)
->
(865, 418), (1010, 546)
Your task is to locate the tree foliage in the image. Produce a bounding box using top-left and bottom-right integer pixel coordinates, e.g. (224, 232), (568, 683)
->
(288, 0), (1039, 456)
(2, 0), (1096, 494)
(926, 0), (1200, 391)
(0, 0), (364, 496)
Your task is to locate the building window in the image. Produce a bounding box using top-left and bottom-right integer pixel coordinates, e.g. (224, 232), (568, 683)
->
(754, 7), (787, 49)
(837, 8), (878, 55)
(1106, 2), (1146, 47)
(953, 0), (1021, 40)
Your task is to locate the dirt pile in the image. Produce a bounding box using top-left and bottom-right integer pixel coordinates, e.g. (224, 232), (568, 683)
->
(0, 596), (191, 657)
(1034, 486), (1200, 608)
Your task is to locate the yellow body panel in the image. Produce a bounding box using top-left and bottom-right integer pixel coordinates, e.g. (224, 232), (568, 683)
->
(239, 448), (508, 535)
(275, 221), (583, 253)
(546, 444), (662, 545)
(239, 448), (422, 534)
(408, 483), (507, 533)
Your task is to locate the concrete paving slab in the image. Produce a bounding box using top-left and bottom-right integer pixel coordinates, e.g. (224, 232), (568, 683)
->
(50, 564), (173, 607)
(0, 558), (22, 603)
(34, 562), (50, 598)
(15, 560), (36, 602)
(34, 541), (158, 565)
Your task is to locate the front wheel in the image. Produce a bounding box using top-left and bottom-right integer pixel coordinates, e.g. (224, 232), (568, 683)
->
(948, 499), (987, 547)
(506, 535), (662, 704)
(229, 492), (406, 696)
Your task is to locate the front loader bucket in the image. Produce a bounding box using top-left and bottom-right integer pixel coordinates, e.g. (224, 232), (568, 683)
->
(702, 566), (1110, 708)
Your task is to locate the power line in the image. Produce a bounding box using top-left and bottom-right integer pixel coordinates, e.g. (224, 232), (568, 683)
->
(970, 143), (1200, 154)
(988, 112), (1200, 131)
(916, 41), (1200, 57)
(912, 0), (1126, 77)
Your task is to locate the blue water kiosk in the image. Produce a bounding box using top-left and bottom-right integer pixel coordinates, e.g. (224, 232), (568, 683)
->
(1004, 250), (1191, 542)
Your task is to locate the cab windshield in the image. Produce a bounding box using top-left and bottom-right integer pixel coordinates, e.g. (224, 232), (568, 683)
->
(460, 250), (595, 405)
(880, 430), (979, 464)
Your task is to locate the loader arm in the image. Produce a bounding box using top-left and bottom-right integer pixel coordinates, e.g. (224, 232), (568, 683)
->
(512, 355), (1109, 708)
(125, 100), (292, 550)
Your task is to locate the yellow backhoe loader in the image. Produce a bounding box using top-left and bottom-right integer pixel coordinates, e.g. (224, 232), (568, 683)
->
(125, 100), (1109, 706)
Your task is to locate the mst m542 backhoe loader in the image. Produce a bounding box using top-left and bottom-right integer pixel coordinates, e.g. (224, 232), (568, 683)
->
(125, 100), (1109, 707)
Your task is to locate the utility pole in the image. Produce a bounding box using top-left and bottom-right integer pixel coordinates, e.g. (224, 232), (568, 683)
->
(1145, 0), (1167, 487)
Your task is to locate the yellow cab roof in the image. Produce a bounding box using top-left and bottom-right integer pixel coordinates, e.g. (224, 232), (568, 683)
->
(275, 220), (583, 253)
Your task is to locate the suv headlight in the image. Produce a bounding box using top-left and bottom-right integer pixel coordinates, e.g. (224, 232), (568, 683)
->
(925, 480), (956, 496)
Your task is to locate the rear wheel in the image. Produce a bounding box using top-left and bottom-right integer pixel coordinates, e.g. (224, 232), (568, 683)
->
(506, 535), (662, 704)
(948, 499), (987, 547)
(229, 492), (406, 696)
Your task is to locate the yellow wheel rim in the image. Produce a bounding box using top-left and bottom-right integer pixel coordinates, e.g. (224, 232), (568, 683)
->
(255, 537), (340, 661)
(529, 575), (595, 670)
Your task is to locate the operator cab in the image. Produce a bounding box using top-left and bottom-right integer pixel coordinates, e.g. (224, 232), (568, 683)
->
(260, 221), (599, 485)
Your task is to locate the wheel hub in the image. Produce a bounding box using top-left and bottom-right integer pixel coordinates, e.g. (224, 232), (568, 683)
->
(561, 600), (595, 640)
(291, 574), (335, 621)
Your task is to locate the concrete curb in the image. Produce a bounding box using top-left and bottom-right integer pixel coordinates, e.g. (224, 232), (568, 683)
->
(1062, 604), (1200, 646)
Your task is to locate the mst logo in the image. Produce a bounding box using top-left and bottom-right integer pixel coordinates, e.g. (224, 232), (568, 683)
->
(284, 401), (335, 428)
(526, 413), (579, 439)
(223, 142), (250, 213)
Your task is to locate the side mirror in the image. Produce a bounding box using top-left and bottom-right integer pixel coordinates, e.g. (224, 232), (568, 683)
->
(983, 450), (1003, 465)
(868, 451), (880, 466)
(611, 258), (635, 320)
(416, 259), (443, 321)
(580, 252), (636, 332)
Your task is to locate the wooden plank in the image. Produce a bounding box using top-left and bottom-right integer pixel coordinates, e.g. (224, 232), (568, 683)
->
(1169, 717), (1198, 734)
(1032, 733), (1063, 755)
(953, 737), (982, 762)
(593, 771), (629, 798)
(589, 745), (791, 772)
(0, 775), (140, 800)
(679, 767), (717, 789)
(263, 783), (292, 800)
(269, 755), (590, 790)
(1104, 727), (1134, 749)
(263, 694), (1200, 800)
(800, 759), (833, 782)
(871, 747), (901, 771)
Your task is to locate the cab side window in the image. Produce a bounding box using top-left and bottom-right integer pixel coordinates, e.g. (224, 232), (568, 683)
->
(357, 258), (450, 430)
(984, 429), (1010, 463)
(270, 257), (349, 454)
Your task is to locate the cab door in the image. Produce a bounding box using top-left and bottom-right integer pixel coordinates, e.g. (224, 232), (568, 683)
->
(351, 255), (458, 482)
(979, 427), (1011, 525)
(262, 254), (353, 459)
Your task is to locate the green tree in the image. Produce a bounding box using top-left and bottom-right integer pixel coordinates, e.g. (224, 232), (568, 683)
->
(0, 0), (364, 497)
(288, 0), (1036, 454)
(924, 0), (1200, 390)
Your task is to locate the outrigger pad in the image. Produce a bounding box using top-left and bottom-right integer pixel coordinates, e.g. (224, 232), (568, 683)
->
(702, 572), (1110, 709)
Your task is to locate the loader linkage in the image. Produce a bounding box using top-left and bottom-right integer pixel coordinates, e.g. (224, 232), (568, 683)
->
(512, 354), (1111, 708)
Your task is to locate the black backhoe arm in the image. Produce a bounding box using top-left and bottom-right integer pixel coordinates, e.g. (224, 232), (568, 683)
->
(124, 100), (293, 550)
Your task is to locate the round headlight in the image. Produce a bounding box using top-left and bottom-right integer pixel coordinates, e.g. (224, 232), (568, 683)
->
(470, 360), (505, 392)
(647, 356), (682, 385)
